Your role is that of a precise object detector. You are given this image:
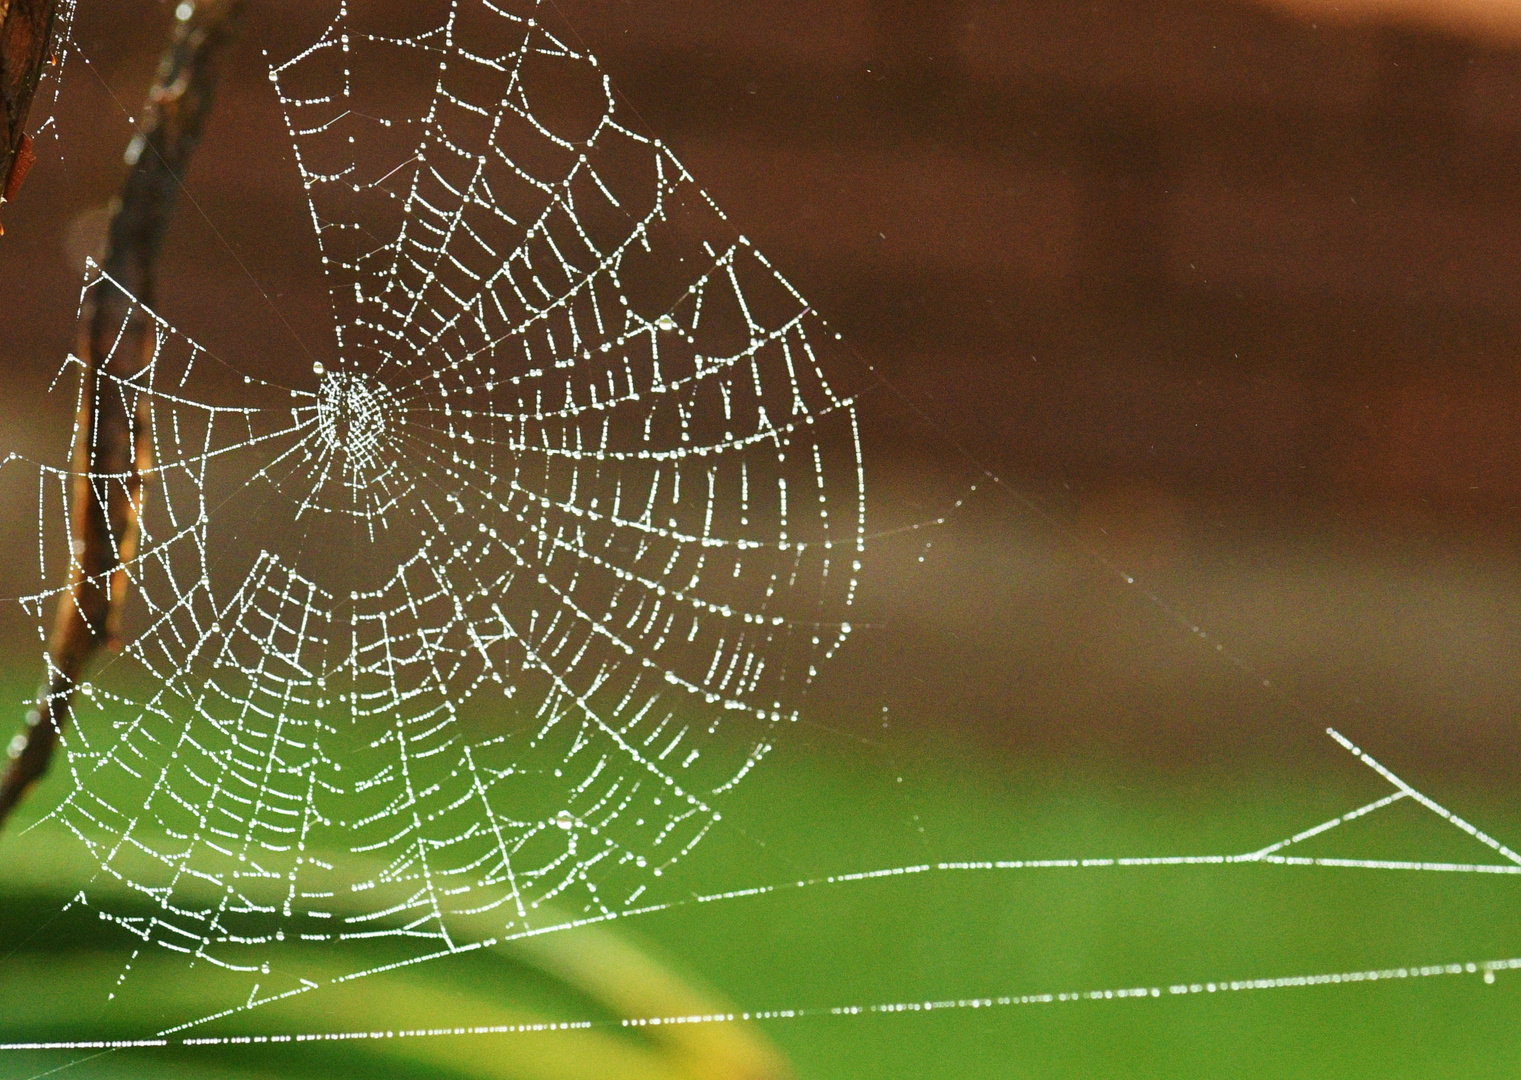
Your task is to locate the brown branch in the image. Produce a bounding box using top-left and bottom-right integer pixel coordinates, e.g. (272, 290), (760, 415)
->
(0, 0), (59, 233)
(0, 0), (245, 829)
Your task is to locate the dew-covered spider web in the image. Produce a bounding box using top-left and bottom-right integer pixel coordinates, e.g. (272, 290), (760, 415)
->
(4, 0), (1521, 1062)
(8, 0), (83, 156)
(19, 0), (864, 1023)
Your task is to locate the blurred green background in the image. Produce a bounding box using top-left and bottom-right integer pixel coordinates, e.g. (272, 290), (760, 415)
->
(3, 0), (1521, 1076)
(1, 653), (1519, 1079)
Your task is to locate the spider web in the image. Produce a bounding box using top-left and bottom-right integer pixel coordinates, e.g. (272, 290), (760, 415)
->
(8, 0), (82, 154)
(22, 0), (865, 1017)
(11, 0), (1516, 1059)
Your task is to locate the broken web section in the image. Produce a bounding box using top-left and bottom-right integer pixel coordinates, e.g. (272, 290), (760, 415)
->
(27, 0), (867, 1021)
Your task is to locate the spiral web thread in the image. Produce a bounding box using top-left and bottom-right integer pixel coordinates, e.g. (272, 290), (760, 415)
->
(20, 0), (865, 1025)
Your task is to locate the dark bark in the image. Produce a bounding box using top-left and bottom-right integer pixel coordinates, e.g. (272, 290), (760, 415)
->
(0, 0), (58, 232)
(0, 0), (245, 829)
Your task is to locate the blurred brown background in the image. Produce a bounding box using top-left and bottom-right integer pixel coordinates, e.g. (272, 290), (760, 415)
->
(2, 0), (1521, 785)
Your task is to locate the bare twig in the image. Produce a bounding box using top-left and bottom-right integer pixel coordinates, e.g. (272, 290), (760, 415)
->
(0, 0), (245, 829)
(0, 0), (60, 233)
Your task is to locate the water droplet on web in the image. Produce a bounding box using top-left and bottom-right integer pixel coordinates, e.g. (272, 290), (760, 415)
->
(312, 361), (325, 377)
(555, 810), (575, 830)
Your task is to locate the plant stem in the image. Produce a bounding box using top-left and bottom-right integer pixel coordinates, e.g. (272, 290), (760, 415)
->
(0, 0), (60, 232)
(0, 0), (245, 830)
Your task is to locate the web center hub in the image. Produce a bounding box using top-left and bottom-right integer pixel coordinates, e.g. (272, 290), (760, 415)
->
(316, 370), (395, 471)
